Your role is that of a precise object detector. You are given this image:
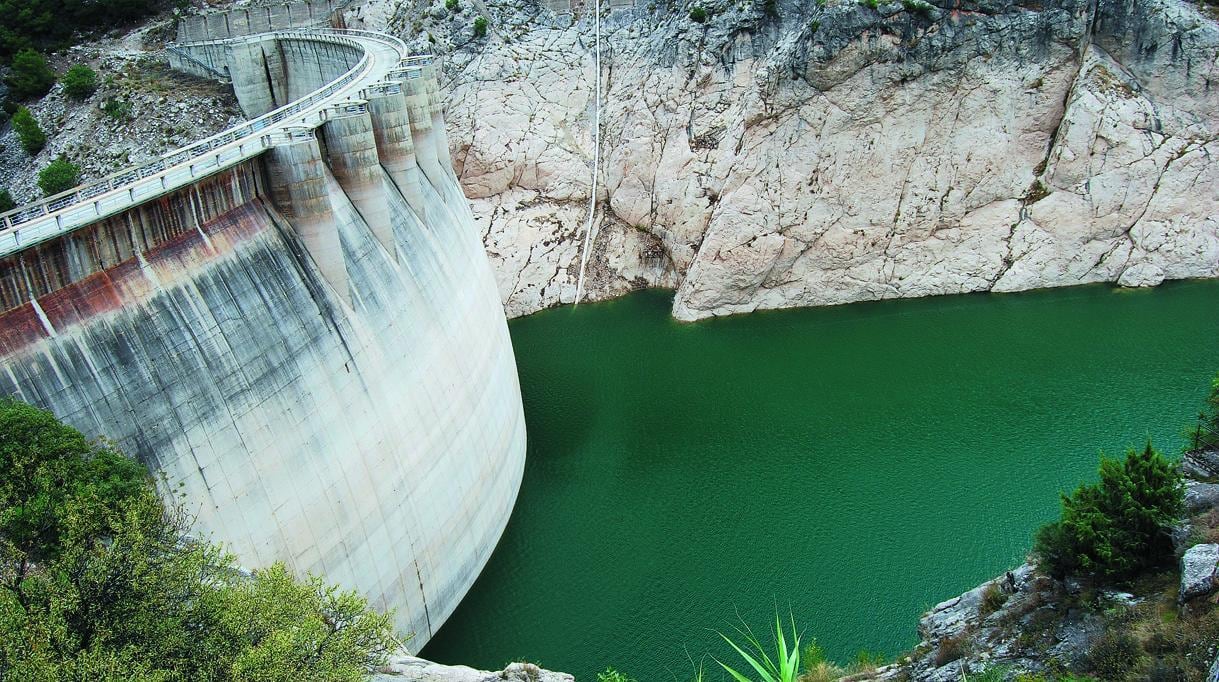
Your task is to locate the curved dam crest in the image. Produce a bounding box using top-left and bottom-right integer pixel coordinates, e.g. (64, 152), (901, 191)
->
(0, 20), (525, 646)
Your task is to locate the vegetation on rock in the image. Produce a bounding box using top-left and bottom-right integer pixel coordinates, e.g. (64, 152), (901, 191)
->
(11, 106), (45, 155)
(61, 64), (99, 100)
(37, 157), (80, 196)
(0, 399), (399, 681)
(473, 16), (488, 38)
(0, 189), (12, 212)
(1033, 444), (1183, 582)
(0, 0), (159, 60)
(5, 49), (55, 101)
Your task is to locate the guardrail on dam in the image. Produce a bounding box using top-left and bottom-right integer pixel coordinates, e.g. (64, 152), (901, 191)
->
(0, 15), (526, 646)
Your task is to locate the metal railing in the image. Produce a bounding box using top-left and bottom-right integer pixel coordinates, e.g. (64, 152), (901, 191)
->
(0, 29), (407, 256)
(1192, 417), (1219, 452)
(164, 45), (231, 80)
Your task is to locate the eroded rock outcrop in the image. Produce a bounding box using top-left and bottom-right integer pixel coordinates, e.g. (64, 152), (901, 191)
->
(373, 654), (574, 682)
(354, 0), (1219, 319)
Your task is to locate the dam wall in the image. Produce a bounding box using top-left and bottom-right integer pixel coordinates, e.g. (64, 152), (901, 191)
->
(177, 0), (351, 43)
(0, 30), (525, 645)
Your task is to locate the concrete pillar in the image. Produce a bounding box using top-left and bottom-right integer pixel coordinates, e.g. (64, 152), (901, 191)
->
(321, 102), (397, 260)
(391, 66), (446, 188)
(205, 12), (230, 39)
(308, 0), (330, 22)
(289, 2), (312, 27)
(229, 9), (251, 38)
(227, 41), (279, 118)
(267, 128), (349, 303)
(421, 63), (456, 172)
(270, 4), (292, 30)
(250, 7), (272, 34)
(363, 82), (429, 216)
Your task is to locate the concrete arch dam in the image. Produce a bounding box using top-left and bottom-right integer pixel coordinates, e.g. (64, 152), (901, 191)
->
(0, 26), (525, 645)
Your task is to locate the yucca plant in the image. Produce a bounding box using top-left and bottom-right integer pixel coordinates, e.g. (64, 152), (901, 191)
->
(715, 613), (801, 682)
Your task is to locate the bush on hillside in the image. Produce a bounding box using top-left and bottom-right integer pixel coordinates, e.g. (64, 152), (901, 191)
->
(0, 399), (398, 680)
(61, 64), (98, 100)
(473, 16), (488, 37)
(689, 5), (708, 21)
(101, 96), (132, 121)
(1034, 443), (1183, 582)
(37, 156), (80, 196)
(5, 48), (55, 100)
(0, 189), (13, 212)
(11, 105), (45, 154)
(0, 0), (159, 60)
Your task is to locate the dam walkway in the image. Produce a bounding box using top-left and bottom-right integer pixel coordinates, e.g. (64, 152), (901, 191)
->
(0, 28), (407, 258)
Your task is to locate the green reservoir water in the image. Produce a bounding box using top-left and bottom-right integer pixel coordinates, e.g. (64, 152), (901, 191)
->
(423, 282), (1219, 680)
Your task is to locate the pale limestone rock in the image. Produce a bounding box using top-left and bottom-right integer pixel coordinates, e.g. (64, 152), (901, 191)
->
(373, 654), (573, 682)
(1118, 262), (1165, 287)
(380, 0), (1219, 319)
(1186, 481), (1219, 515)
(1180, 543), (1219, 603)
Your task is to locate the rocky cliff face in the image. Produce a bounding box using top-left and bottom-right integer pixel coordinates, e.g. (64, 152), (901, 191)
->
(359, 0), (1219, 319)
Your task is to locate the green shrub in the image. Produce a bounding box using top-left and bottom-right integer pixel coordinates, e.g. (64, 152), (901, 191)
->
(446, 0), (459, 11)
(979, 581), (1008, 617)
(61, 64), (98, 100)
(859, 0), (880, 9)
(933, 633), (967, 667)
(37, 156), (80, 196)
(11, 105), (44, 154)
(0, 0), (160, 62)
(0, 188), (13, 212)
(689, 5), (708, 21)
(798, 638), (845, 682)
(1033, 443), (1183, 582)
(101, 96), (132, 121)
(6, 48), (55, 100)
(0, 399), (398, 680)
(716, 613), (801, 682)
(1086, 630), (1143, 680)
(472, 15), (487, 37)
(597, 668), (637, 682)
(901, 0), (933, 14)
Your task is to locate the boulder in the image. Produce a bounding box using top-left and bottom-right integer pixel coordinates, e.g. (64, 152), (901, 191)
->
(1186, 481), (1219, 515)
(372, 654), (574, 682)
(1184, 448), (1219, 480)
(1179, 543), (1219, 603)
(1117, 262), (1165, 287)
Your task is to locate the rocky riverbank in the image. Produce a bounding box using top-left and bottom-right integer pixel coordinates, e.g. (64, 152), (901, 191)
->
(344, 0), (1219, 320)
(372, 653), (573, 682)
(847, 447), (1219, 681)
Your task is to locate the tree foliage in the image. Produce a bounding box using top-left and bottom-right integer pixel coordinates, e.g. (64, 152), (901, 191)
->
(37, 157), (80, 196)
(1034, 443), (1183, 582)
(0, 189), (13, 212)
(0, 0), (159, 61)
(5, 49), (55, 101)
(1199, 370), (1219, 449)
(10, 105), (44, 155)
(61, 64), (98, 100)
(0, 399), (398, 681)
